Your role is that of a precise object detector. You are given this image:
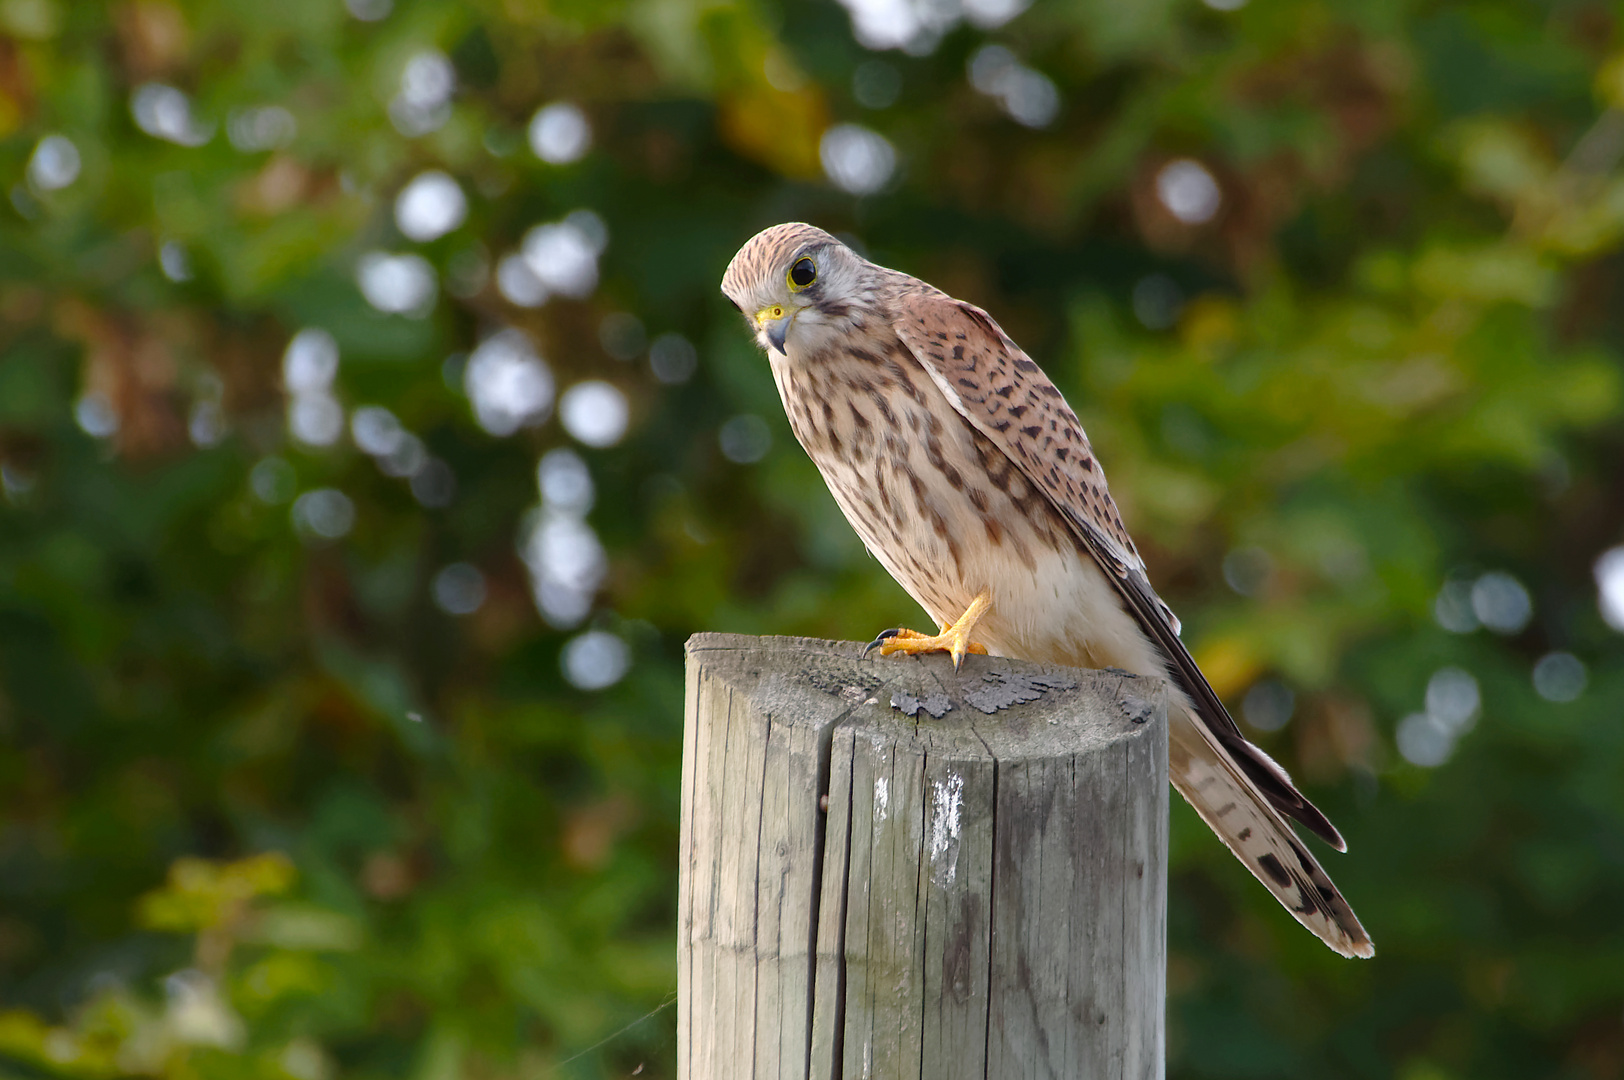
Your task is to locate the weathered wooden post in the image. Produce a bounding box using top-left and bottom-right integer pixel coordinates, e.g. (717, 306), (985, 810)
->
(678, 634), (1168, 1079)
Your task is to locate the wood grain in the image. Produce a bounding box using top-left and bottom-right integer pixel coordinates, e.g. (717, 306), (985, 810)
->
(680, 634), (1168, 1079)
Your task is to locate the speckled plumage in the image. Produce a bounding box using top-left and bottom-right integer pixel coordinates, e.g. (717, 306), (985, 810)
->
(722, 223), (1373, 959)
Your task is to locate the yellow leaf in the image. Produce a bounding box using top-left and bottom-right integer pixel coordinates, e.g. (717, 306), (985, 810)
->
(717, 86), (827, 179)
(1192, 635), (1262, 700)
(701, 6), (827, 178)
(1178, 295), (1239, 360)
(1596, 54), (1624, 110)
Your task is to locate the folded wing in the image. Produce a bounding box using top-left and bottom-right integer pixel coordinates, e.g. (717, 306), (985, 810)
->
(888, 287), (1373, 957)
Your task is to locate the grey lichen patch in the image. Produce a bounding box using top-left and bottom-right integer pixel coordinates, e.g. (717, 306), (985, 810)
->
(961, 671), (1078, 715)
(805, 669), (884, 700)
(891, 690), (953, 718)
(1118, 695), (1157, 724)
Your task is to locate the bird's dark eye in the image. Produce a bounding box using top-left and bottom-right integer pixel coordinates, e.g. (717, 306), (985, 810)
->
(787, 257), (817, 290)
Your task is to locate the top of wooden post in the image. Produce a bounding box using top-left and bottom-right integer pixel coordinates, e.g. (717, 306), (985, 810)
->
(685, 632), (1168, 760)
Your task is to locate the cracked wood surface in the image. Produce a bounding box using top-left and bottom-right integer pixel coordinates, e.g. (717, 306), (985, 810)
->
(679, 633), (1168, 1080)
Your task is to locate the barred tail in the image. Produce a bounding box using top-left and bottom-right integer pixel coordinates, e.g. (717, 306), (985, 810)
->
(1169, 705), (1374, 959)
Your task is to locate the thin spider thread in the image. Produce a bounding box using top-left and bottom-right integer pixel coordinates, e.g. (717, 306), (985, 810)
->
(545, 991), (677, 1075)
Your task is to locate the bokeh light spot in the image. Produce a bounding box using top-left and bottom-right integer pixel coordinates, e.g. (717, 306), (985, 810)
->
(559, 381), (629, 448)
(464, 330), (553, 436)
(495, 254), (547, 307)
(292, 488), (356, 539)
(377, 433), (426, 478)
(967, 45), (1059, 128)
(395, 170), (467, 242)
(390, 51), (454, 136)
(537, 448), (595, 514)
(1471, 571), (1532, 635)
(561, 630), (629, 690)
(1221, 546), (1272, 596)
(1425, 667), (1480, 733)
(836, 0), (1026, 51)
(1397, 712), (1454, 767)
(649, 332), (698, 384)
(27, 134), (80, 191)
(820, 124), (896, 195)
(250, 457), (297, 504)
(283, 329), (339, 393)
(351, 406), (405, 457)
(528, 102), (592, 164)
(159, 241), (192, 282)
(131, 83), (213, 146)
(288, 394), (344, 447)
(345, 0), (391, 19)
(74, 393), (118, 439)
(1155, 159), (1221, 225)
(432, 563), (486, 616)
(188, 401), (225, 447)
(226, 106), (297, 152)
(1595, 546), (1624, 631)
(356, 252), (437, 316)
(1241, 679), (1294, 732)
(1532, 652), (1586, 703)
(720, 414), (771, 463)
(521, 511), (606, 627)
(1435, 577), (1479, 633)
(521, 218), (603, 298)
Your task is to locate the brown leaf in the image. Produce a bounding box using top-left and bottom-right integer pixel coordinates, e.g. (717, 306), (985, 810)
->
(238, 156), (312, 216)
(116, 1), (191, 80)
(53, 299), (189, 459)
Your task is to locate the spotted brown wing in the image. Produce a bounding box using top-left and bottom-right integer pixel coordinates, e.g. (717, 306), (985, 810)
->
(888, 288), (1373, 955)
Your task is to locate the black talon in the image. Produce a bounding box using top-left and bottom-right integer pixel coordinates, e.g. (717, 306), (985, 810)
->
(863, 628), (902, 658)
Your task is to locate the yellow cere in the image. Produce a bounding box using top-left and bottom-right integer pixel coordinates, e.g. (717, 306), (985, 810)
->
(755, 305), (785, 326)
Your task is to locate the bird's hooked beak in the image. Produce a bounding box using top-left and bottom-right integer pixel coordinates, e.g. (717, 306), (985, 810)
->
(753, 304), (794, 355)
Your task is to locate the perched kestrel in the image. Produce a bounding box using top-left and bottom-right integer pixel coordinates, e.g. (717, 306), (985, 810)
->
(721, 222), (1373, 959)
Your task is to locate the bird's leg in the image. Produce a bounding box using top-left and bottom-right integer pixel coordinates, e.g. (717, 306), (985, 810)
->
(863, 588), (992, 671)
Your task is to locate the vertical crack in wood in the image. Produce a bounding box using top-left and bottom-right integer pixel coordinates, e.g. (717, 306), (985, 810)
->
(1121, 740), (1130, 1078)
(1065, 750), (1078, 1071)
(750, 714), (770, 1073)
(981, 758), (999, 1080)
(808, 670), (908, 1080)
(827, 728), (857, 1080)
(712, 683), (736, 1071)
(915, 749), (931, 1077)
(805, 702), (834, 1079)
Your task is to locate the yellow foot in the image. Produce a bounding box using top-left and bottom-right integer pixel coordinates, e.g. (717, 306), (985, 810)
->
(862, 589), (992, 671)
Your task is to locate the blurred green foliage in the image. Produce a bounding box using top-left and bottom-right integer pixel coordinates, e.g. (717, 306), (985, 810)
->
(1, 0), (1622, 1077)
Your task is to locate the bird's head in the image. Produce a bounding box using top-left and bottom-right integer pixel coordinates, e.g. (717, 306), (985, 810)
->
(721, 223), (868, 358)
